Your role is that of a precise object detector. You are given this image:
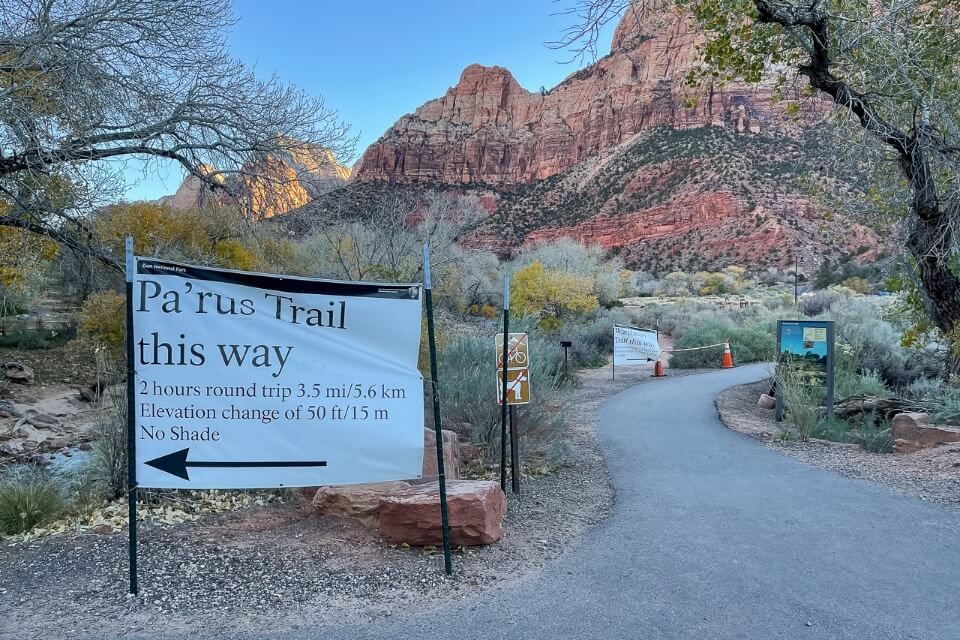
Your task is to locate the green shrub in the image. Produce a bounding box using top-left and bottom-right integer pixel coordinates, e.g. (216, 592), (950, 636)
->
(841, 277), (872, 294)
(0, 327), (75, 349)
(905, 377), (944, 400)
(0, 474), (64, 535)
(670, 318), (775, 368)
(829, 298), (941, 386)
(813, 414), (892, 453)
(931, 388), (960, 425)
(552, 307), (632, 369)
(59, 465), (108, 517)
(858, 420), (893, 454)
(834, 369), (890, 400)
(437, 330), (571, 463)
(812, 417), (857, 444)
(0, 294), (26, 317)
(798, 289), (845, 316)
(900, 378), (960, 425)
(79, 290), (126, 357)
(778, 365), (822, 441)
(94, 387), (129, 499)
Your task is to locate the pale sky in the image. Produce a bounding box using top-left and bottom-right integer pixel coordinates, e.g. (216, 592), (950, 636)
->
(121, 0), (618, 201)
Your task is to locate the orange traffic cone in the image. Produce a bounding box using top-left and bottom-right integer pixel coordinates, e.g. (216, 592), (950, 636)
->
(652, 358), (666, 378)
(722, 341), (734, 369)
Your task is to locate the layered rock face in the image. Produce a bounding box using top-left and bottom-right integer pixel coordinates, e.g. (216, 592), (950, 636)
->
(287, 6), (878, 270)
(158, 163), (231, 210)
(354, 9), (807, 185)
(160, 145), (349, 218)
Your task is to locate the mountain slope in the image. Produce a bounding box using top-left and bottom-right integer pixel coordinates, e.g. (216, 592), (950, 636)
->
(353, 9), (816, 186)
(287, 7), (879, 271)
(160, 145), (350, 218)
(462, 126), (878, 271)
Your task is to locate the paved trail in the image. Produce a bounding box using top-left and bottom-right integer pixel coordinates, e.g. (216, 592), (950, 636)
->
(236, 365), (960, 640)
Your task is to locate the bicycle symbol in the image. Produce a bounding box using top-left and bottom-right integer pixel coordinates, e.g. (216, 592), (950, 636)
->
(511, 349), (527, 366)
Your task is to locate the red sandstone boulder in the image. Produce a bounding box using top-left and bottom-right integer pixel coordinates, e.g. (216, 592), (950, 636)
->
(419, 427), (460, 482)
(377, 480), (506, 546)
(892, 413), (960, 454)
(312, 481), (412, 527)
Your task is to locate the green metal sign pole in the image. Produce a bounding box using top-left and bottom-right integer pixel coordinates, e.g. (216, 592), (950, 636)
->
(509, 405), (520, 493)
(500, 277), (510, 494)
(124, 236), (139, 595)
(422, 243), (453, 576)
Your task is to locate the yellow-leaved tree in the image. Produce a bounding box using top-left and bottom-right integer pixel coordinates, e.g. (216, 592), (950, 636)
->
(91, 202), (305, 275)
(0, 200), (59, 313)
(510, 261), (598, 329)
(78, 291), (127, 359)
(93, 202), (234, 260)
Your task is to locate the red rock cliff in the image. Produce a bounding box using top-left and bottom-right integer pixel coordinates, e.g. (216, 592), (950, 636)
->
(354, 9), (806, 185)
(288, 7), (877, 272)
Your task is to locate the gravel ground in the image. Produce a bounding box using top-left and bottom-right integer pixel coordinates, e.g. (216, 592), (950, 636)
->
(0, 337), (100, 387)
(0, 360), (707, 639)
(717, 380), (960, 509)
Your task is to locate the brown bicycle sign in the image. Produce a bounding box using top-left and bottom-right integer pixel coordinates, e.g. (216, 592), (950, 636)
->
(495, 332), (530, 405)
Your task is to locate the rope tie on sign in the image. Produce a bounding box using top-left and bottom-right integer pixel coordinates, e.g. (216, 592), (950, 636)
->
(662, 342), (726, 353)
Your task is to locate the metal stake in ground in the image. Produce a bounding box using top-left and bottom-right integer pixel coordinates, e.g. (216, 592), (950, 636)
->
(124, 236), (138, 595)
(423, 243), (453, 576)
(500, 277), (510, 494)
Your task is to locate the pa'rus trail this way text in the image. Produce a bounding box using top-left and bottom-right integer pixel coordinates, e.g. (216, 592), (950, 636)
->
(136, 333), (293, 377)
(134, 279), (348, 377)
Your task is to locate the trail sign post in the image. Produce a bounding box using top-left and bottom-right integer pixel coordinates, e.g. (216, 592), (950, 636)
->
(495, 331), (529, 494)
(560, 340), (572, 375)
(126, 248), (430, 591)
(496, 332), (530, 405)
(499, 279), (510, 493)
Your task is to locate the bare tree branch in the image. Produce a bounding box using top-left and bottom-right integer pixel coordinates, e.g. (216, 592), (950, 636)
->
(0, 0), (355, 255)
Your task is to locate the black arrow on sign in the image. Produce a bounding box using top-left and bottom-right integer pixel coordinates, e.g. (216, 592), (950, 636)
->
(144, 448), (327, 481)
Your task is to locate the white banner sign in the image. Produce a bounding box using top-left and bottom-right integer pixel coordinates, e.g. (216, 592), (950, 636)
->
(613, 324), (661, 366)
(131, 258), (424, 489)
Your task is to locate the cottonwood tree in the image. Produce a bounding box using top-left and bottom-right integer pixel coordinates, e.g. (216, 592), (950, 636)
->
(555, 0), (960, 367)
(0, 0), (353, 268)
(513, 237), (624, 304)
(302, 190), (495, 308)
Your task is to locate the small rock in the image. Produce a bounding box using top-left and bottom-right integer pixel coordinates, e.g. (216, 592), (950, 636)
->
(3, 361), (34, 384)
(757, 393), (776, 410)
